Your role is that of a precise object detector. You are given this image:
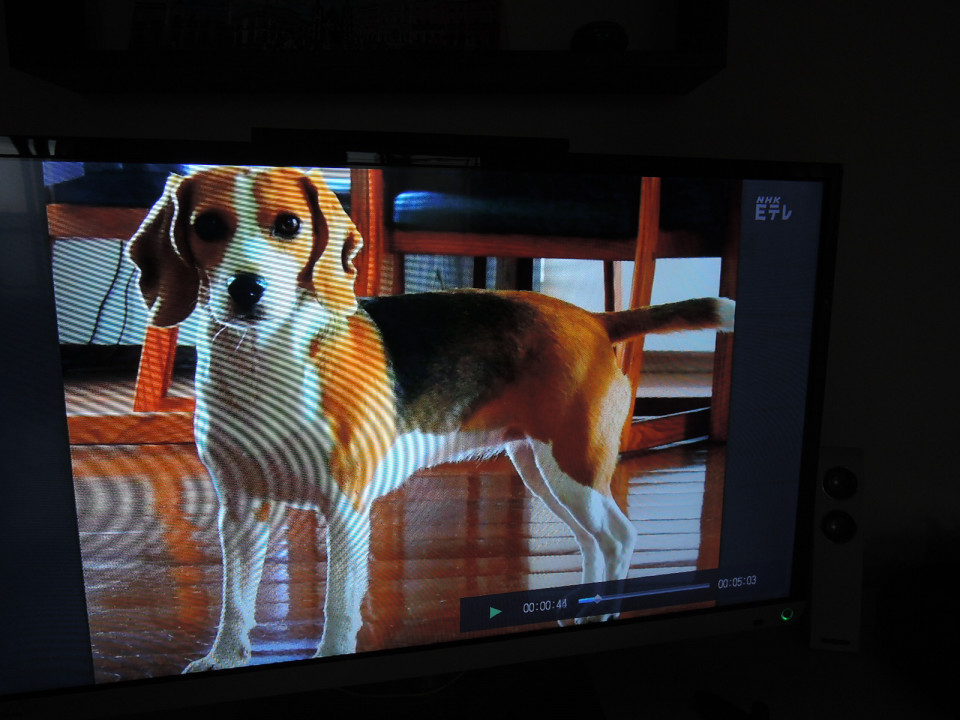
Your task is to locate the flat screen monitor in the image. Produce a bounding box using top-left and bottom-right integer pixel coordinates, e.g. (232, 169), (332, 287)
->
(0, 135), (840, 717)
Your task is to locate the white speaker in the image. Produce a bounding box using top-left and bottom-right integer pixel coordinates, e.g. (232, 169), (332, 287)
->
(809, 446), (864, 651)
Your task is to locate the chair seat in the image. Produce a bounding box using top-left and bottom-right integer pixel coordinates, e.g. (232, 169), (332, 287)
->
(388, 169), (642, 240)
(393, 190), (640, 239)
(389, 174), (732, 255)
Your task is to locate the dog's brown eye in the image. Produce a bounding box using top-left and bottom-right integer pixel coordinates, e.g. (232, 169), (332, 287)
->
(193, 211), (230, 242)
(273, 213), (301, 240)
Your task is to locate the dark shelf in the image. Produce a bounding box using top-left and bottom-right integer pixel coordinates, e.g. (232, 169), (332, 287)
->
(5, 2), (727, 94)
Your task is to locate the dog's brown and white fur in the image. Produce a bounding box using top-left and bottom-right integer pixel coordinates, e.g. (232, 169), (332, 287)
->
(128, 166), (734, 671)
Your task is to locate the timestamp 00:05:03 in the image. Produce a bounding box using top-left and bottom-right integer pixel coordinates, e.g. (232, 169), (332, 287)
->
(716, 575), (759, 590)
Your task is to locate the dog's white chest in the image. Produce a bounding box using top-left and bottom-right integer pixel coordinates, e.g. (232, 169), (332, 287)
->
(193, 325), (336, 504)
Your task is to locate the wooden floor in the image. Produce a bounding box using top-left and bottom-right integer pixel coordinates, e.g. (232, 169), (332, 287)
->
(69, 438), (723, 684)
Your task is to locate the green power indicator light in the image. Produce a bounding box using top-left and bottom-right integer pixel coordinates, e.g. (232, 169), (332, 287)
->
(780, 608), (795, 622)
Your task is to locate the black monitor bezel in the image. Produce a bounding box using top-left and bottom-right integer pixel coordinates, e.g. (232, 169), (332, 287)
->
(0, 133), (841, 718)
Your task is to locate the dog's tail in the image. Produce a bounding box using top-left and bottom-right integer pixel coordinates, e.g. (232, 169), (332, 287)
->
(600, 297), (735, 343)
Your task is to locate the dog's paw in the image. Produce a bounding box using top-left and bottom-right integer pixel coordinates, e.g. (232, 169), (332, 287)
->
(313, 638), (356, 658)
(575, 612), (617, 625)
(182, 656), (217, 673)
(182, 650), (249, 673)
(556, 611), (618, 628)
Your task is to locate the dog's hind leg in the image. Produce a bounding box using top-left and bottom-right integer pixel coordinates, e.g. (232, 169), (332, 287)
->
(506, 439), (606, 585)
(508, 438), (635, 623)
(184, 502), (271, 672)
(527, 439), (635, 585)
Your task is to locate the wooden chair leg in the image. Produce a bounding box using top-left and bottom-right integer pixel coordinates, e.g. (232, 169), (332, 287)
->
(133, 325), (194, 413)
(350, 168), (386, 297)
(709, 180), (741, 443)
(619, 176), (739, 453)
(620, 177), (660, 452)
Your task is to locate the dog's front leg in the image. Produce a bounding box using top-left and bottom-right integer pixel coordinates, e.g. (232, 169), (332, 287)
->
(315, 502), (371, 657)
(184, 503), (270, 672)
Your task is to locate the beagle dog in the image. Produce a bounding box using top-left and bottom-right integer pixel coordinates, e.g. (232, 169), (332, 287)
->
(128, 166), (735, 671)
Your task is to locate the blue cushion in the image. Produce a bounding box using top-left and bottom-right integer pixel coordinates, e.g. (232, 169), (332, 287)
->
(390, 170), (642, 239)
(46, 164), (187, 207)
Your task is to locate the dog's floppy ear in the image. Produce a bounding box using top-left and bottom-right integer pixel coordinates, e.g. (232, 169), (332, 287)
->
(301, 170), (363, 317)
(127, 173), (199, 327)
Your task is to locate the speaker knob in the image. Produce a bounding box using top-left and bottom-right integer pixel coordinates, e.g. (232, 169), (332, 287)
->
(821, 510), (858, 544)
(822, 465), (858, 500)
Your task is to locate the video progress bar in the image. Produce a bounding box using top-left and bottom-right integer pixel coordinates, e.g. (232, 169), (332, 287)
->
(577, 583), (712, 605)
(460, 572), (716, 633)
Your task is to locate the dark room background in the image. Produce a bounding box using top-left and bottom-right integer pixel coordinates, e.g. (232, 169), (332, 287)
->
(1, 0), (957, 643)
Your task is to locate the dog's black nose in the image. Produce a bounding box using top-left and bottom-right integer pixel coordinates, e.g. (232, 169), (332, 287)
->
(228, 273), (265, 314)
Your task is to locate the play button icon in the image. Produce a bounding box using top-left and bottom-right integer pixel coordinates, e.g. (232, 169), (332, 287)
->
(489, 607), (502, 619)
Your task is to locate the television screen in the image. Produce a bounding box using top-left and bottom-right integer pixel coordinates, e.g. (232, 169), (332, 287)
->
(0, 137), (839, 715)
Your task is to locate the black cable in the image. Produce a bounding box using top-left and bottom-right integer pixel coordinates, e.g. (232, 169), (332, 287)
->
(87, 240), (126, 345)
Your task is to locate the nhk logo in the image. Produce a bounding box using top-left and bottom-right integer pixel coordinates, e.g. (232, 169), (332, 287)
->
(755, 196), (793, 221)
